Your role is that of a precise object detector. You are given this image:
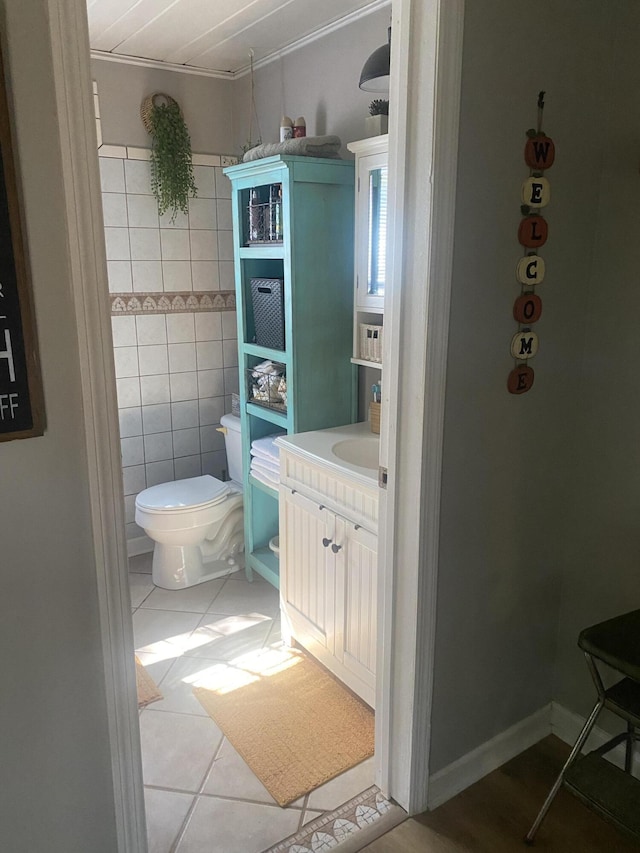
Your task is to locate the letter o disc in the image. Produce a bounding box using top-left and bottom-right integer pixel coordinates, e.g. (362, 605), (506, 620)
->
(513, 293), (542, 324)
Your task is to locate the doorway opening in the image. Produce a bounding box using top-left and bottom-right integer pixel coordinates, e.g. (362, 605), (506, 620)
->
(54, 0), (463, 848)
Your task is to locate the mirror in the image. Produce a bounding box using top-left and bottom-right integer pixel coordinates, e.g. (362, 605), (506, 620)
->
(366, 165), (388, 297)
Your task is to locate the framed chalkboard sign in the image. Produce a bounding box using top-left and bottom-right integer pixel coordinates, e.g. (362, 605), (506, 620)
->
(0, 45), (44, 441)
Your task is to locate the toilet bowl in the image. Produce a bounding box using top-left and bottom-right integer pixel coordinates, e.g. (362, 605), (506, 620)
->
(135, 413), (245, 590)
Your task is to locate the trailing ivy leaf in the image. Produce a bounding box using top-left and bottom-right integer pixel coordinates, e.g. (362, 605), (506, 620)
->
(149, 102), (197, 221)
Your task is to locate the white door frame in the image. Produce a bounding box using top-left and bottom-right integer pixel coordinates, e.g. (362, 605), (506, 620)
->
(377, 0), (464, 812)
(46, 1), (147, 849)
(46, 0), (464, 846)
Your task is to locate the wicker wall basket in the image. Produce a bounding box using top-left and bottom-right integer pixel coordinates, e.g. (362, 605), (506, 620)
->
(140, 93), (181, 134)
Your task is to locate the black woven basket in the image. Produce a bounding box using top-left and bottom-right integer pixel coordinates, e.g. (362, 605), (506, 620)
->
(250, 278), (285, 350)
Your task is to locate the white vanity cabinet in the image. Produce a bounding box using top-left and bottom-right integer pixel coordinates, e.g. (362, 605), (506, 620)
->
(277, 432), (379, 708)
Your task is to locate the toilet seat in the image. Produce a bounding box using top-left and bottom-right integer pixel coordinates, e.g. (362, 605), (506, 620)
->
(136, 475), (229, 515)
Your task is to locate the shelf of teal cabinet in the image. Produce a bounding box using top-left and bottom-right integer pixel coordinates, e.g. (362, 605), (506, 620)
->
(239, 245), (285, 260)
(247, 546), (280, 587)
(243, 343), (290, 363)
(249, 474), (279, 498)
(246, 402), (289, 429)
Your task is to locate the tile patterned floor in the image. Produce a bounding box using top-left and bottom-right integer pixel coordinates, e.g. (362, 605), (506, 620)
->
(129, 554), (377, 853)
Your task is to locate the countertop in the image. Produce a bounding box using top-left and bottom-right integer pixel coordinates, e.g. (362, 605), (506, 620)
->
(275, 421), (379, 488)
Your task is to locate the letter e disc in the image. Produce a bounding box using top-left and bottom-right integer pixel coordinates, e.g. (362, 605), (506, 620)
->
(521, 176), (551, 208)
(513, 293), (542, 324)
(507, 365), (535, 395)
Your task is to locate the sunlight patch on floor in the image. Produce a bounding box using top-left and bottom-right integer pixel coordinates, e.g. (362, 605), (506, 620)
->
(136, 612), (272, 665)
(182, 646), (304, 695)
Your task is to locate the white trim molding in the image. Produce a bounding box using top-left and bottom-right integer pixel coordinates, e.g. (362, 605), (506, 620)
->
(90, 49), (234, 80)
(551, 701), (640, 775)
(426, 699), (640, 811)
(89, 0), (391, 80)
(127, 534), (153, 558)
(427, 705), (552, 810)
(377, 0), (465, 814)
(48, 1), (147, 850)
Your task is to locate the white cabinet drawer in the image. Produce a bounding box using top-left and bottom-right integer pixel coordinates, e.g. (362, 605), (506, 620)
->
(280, 449), (378, 534)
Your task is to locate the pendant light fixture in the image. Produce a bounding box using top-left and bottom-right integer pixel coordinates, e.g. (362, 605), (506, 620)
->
(359, 26), (391, 92)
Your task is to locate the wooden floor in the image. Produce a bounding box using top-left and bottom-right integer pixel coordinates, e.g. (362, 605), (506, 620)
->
(361, 736), (640, 852)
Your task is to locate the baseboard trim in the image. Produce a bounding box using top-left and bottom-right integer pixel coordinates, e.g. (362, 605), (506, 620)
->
(126, 535), (153, 558)
(426, 699), (640, 811)
(427, 704), (552, 810)
(551, 700), (640, 774)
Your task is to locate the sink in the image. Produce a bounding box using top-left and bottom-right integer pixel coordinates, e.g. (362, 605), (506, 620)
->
(332, 436), (379, 470)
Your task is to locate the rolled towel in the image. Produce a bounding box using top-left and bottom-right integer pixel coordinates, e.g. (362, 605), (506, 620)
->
(243, 135), (342, 163)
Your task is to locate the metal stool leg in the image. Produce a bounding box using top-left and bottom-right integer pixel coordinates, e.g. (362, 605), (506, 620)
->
(524, 698), (604, 845)
(625, 723), (635, 774)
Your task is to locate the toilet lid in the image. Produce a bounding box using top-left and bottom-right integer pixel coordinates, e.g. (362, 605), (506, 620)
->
(136, 475), (229, 513)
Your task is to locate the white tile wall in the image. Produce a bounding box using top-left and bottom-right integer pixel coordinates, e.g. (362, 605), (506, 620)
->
(103, 154), (239, 542)
(112, 306), (239, 542)
(102, 157), (230, 295)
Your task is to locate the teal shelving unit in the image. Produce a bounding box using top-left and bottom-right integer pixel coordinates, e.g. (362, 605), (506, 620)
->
(224, 155), (356, 588)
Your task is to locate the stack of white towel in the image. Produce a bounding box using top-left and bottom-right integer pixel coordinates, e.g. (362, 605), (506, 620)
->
(250, 432), (284, 489)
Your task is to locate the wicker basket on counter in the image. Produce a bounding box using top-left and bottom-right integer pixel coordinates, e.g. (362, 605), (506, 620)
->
(369, 401), (381, 434)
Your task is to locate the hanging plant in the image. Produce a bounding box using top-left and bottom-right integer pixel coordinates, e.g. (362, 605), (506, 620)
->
(141, 93), (197, 221)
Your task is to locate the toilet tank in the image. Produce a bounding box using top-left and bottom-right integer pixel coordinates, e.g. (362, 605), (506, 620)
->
(220, 413), (243, 486)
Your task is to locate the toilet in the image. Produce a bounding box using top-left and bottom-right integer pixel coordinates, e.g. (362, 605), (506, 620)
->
(135, 413), (244, 590)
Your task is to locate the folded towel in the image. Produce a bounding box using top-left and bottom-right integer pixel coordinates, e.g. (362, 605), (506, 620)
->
(250, 457), (280, 478)
(250, 466), (280, 489)
(250, 433), (283, 464)
(250, 448), (279, 468)
(243, 135), (342, 163)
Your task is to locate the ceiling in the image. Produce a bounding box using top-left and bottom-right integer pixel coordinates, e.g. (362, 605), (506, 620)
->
(86, 0), (386, 77)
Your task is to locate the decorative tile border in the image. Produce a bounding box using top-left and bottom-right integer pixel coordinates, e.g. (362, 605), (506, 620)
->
(261, 786), (403, 853)
(110, 290), (235, 315)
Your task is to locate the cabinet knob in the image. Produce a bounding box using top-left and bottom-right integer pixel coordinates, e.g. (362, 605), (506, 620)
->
(322, 537), (332, 548)
(331, 543), (342, 554)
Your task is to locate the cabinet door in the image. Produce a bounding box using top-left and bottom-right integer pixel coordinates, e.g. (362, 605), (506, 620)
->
(280, 487), (335, 656)
(335, 519), (377, 706)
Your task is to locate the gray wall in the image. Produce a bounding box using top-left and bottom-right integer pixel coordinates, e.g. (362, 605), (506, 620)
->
(235, 6), (391, 156)
(0, 2), (118, 850)
(430, 0), (636, 773)
(91, 58), (236, 153)
(553, 3), (640, 718)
